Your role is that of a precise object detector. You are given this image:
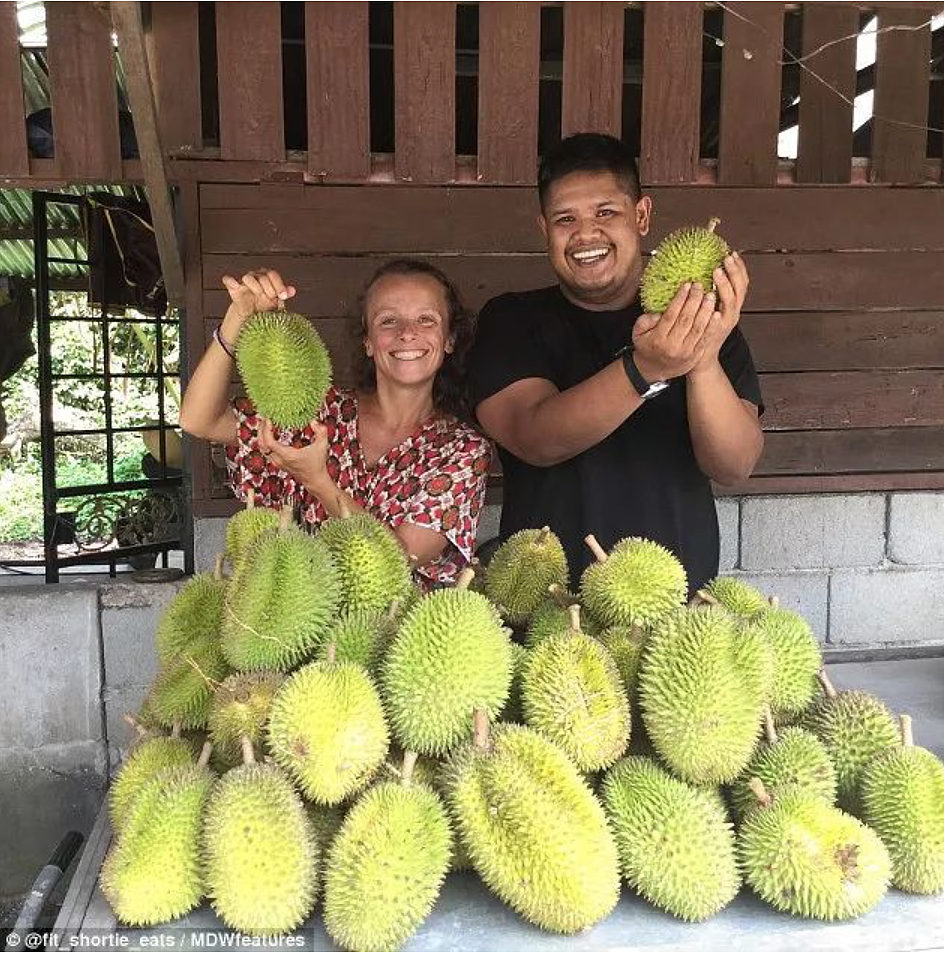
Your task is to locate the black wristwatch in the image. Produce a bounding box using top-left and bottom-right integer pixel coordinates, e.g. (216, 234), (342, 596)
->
(617, 346), (669, 400)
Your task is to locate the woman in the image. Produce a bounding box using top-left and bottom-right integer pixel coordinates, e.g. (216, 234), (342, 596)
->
(179, 259), (492, 588)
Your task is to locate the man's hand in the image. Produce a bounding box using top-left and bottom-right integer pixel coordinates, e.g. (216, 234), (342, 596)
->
(689, 252), (749, 376)
(631, 282), (717, 383)
(258, 418), (330, 493)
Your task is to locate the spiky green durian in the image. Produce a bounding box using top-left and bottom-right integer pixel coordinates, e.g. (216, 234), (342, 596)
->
(602, 756), (740, 920)
(381, 577), (513, 756)
(700, 576), (769, 622)
(101, 749), (214, 926)
(580, 535), (687, 629)
(222, 520), (340, 671)
(597, 623), (647, 699)
(224, 492), (281, 571)
(207, 672), (283, 766)
(525, 585), (600, 647)
(739, 781), (891, 920)
(802, 670), (899, 813)
(861, 715), (944, 894)
(317, 510), (412, 616)
(268, 658), (389, 804)
(148, 639), (230, 731)
(306, 803), (346, 859)
(639, 606), (771, 784)
(729, 716), (837, 822)
(155, 563), (227, 666)
(109, 733), (195, 835)
(316, 606), (398, 673)
(236, 310), (332, 429)
(498, 641), (529, 724)
(640, 218), (730, 314)
(443, 718), (620, 934)
(203, 746), (318, 936)
(521, 608), (630, 772)
(483, 527), (569, 625)
(323, 763), (453, 951)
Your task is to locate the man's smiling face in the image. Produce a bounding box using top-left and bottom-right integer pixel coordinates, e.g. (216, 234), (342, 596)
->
(539, 170), (651, 311)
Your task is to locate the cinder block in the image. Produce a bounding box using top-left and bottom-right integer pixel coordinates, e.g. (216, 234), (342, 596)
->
(475, 504), (501, 549)
(101, 581), (184, 689)
(0, 587), (102, 749)
(194, 516), (228, 574)
(103, 684), (152, 772)
(888, 493), (944, 565)
(830, 567), (944, 645)
(741, 495), (885, 570)
(728, 570), (829, 642)
(716, 498), (739, 571)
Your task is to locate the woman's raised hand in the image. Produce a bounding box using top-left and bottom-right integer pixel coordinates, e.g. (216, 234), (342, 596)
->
(220, 269), (297, 325)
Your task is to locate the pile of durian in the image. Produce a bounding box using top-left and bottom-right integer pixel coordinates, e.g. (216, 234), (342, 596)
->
(103, 515), (944, 948)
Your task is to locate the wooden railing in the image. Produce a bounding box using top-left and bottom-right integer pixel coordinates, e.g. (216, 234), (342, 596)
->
(1, 1), (941, 186)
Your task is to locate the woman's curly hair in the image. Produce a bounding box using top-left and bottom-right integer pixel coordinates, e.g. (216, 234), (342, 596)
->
(352, 259), (476, 421)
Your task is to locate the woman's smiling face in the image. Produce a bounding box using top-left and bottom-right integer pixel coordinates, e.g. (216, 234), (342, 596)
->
(363, 273), (454, 388)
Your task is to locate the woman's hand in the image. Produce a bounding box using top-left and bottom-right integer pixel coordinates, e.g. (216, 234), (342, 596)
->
(219, 269), (297, 337)
(258, 418), (331, 494)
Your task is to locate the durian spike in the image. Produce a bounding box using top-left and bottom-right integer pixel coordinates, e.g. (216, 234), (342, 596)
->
(473, 708), (491, 752)
(241, 736), (256, 765)
(214, 553), (225, 581)
(749, 777), (772, 808)
(401, 751), (418, 787)
(325, 642), (337, 665)
(123, 713), (149, 739)
(567, 604), (582, 634)
(817, 668), (838, 699)
(197, 741), (213, 768)
(171, 722), (182, 739)
(279, 505), (294, 531)
(769, 595), (780, 608)
(707, 217), (721, 234)
(584, 534), (608, 564)
(456, 567), (476, 591)
(900, 714), (913, 748)
(763, 707), (778, 745)
(246, 487), (256, 509)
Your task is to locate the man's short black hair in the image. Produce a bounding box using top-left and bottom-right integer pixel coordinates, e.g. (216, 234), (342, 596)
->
(538, 133), (642, 207)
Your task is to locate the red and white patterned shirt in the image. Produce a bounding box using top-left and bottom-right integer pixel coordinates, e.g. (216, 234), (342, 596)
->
(224, 386), (493, 588)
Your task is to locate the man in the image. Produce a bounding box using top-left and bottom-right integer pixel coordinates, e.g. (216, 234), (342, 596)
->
(468, 134), (765, 596)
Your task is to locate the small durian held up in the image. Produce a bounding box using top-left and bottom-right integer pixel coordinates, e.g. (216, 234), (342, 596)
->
(640, 218), (730, 314)
(236, 309), (332, 429)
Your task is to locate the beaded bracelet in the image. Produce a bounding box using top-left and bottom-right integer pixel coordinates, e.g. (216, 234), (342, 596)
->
(213, 325), (237, 360)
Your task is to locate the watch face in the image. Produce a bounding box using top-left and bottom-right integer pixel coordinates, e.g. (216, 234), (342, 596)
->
(643, 381), (669, 399)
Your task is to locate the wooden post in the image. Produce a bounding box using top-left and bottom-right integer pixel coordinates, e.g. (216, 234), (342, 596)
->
(0, 2), (29, 176)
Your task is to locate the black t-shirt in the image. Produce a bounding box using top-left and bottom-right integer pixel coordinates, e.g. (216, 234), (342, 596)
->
(468, 285), (765, 597)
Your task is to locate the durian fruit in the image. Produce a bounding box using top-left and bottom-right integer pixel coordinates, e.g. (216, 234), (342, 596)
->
(203, 738), (318, 936)
(443, 712), (620, 934)
(317, 504), (412, 616)
(382, 569), (513, 756)
(101, 742), (215, 926)
(109, 718), (195, 835)
(323, 751), (453, 951)
(222, 508), (341, 671)
(638, 606), (770, 784)
(580, 535), (687, 630)
(698, 576), (768, 622)
(640, 217), (730, 314)
(499, 641), (529, 724)
(802, 669), (899, 813)
(268, 647), (389, 804)
(207, 671), (283, 766)
(597, 623), (647, 700)
(306, 803), (347, 863)
(861, 714), (944, 894)
(525, 584), (600, 647)
(147, 638), (230, 731)
(728, 708), (837, 822)
(316, 602), (400, 673)
(521, 605), (630, 772)
(739, 779), (891, 920)
(483, 527), (569, 625)
(224, 488), (281, 571)
(155, 555), (227, 665)
(236, 309), (332, 429)
(602, 756), (740, 921)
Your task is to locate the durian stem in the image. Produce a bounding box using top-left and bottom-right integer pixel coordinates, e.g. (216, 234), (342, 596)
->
(198, 741), (213, 768)
(473, 708), (490, 751)
(707, 217), (721, 234)
(631, 623), (644, 643)
(278, 505), (294, 531)
(749, 777), (772, 808)
(567, 604), (582, 634)
(692, 588), (719, 608)
(456, 567), (476, 590)
(325, 642), (337, 665)
(900, 714), (914, 748)
(763, 707), (778, 745)
(584, 534), (608, 564)
(817, 668), (838, 699)
(171, 722), (182, 738)
(537, 526), (550, 545)
(123, 713), (148, 738)
(246, 488), (256, 509)
(401, 750), (418, 787)
(388, 598), (402, 620)
(337, 494), (352, 519)
(769, 595), (780, 609)
(241, 736), (256, 765)
(214, 553), (225, 581)
(547, 583), (570, 607)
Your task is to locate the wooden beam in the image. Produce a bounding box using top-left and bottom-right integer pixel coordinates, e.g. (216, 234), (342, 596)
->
(111, 1), (186, 310)
(0, 1), (28, 176)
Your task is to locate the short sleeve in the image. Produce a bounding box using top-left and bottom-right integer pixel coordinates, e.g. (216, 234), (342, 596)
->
(719, 327), (765, 417)
(468, 293), (557, 409)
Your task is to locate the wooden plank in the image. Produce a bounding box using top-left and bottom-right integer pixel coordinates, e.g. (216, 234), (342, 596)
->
(759, 370), (944, 430)
(146, 1), (202, 153)
(0, 1), (28, 176)
(215, 2), (284, 161)
(46, 2), (121, 179)
(393, 2), (455, 183)
(871, 6), (932, 183)
(306, 1), (370, 180)
(640, 2), (702, 184)
(718, 2), (783, 185)
(477, 3), (540, 184)
(718, 472), (944, 496)
(796, 3), (858, 183)
(561, 2), (625, 138)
